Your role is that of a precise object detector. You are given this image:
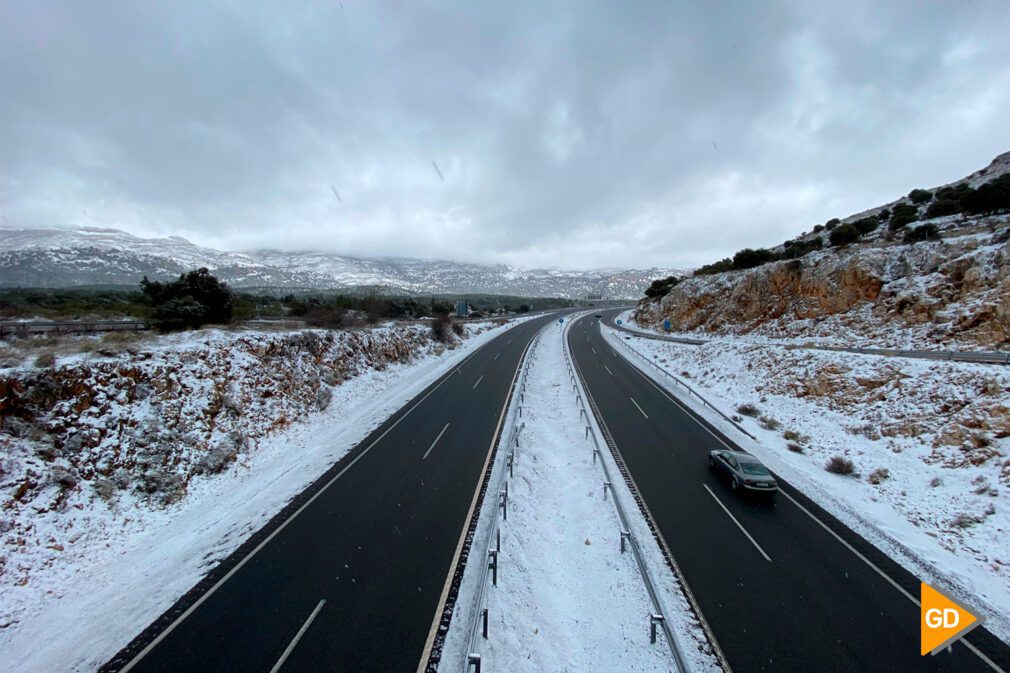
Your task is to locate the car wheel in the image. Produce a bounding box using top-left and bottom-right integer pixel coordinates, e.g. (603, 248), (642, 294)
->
(731, 477), (739, 491)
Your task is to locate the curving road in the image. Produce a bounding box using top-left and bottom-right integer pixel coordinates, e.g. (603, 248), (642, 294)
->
(570, 310), (1009, 673)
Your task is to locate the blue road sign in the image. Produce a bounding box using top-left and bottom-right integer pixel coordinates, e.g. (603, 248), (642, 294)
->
(559, 318), (564, 324)
(616, 319), (623, 325)
(664, 319), (671, 331)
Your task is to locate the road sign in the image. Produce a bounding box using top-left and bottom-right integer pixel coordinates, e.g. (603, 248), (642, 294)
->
(664, 319), (671, 331)
(559, 318), (564, 324)
(616, 319), (622, 325)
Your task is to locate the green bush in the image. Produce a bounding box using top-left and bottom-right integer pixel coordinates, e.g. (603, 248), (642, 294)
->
(644, 275), (681, 298)
(903, 224), (940, 243)
(851, 217), (880, 235)
(813, 224), (825, 233)
(925, 198), (962, 219)
(962, 173), (1010, 215)
(877, 208), (890, 221)
(908, 188), (933, 204)
(141, 268), (234, 331)
(829, 223), (861, 246)
(781, 237), (823, 259)
(825, 218), (840, 227)
(694, 258), (734, 276)
(732, 248), (778, 269)
(889, 203), (918, 230)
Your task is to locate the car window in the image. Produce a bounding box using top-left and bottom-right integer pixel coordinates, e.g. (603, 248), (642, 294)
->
(726, 455), (738, 469)
(740, 462), (769, 476)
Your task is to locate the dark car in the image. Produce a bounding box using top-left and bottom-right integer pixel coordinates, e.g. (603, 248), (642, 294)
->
(709, 450), (777, 494)
(595, 313), (602, 318)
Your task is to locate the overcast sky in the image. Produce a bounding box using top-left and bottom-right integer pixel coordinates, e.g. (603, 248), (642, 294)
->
(2, 1), (1008, 270)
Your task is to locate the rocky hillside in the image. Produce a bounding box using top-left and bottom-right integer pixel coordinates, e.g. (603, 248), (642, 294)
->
(0, 324), (474, 589)
(636, 153), (1010, 350)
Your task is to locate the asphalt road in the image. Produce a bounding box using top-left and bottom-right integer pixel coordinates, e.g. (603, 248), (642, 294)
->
(570, 310), (1010, 673)
(102, 313), (559, 673)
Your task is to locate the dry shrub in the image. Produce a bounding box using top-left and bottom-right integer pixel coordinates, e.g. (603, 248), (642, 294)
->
(867, 468), (890, 485)
(825, 455), (856, 476)
(736, 403), (759, 417)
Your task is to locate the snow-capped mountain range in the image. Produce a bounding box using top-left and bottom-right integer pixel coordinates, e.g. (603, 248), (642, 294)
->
(0, 227), (684, 298)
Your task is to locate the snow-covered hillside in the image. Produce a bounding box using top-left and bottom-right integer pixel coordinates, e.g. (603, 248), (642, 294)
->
(0, 227), (684, 299)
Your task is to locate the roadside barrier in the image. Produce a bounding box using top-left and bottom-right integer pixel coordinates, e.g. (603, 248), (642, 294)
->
(561, 314), (691, 673)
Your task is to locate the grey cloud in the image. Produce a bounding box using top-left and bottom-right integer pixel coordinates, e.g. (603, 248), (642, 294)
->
(2, 0), (1008, 269)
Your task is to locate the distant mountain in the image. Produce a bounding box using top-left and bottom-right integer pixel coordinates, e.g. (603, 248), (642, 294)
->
(0, 227), (685, 299)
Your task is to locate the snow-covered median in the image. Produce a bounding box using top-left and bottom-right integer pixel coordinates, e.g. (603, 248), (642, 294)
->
(441, 321), (720, 673)
(602, 324), (1010, 644)
(0, 320), (511, 673)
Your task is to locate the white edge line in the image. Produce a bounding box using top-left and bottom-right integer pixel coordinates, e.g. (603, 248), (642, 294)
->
(117, 334), (493, 672)
(703, 484), (772, 562)
(268, 599), (326, 673)
(629, 396), (649, 419)
(423, 423), (451, 460)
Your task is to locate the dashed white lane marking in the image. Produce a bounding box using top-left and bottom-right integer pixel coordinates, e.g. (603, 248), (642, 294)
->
(269, 599), (326, 673)
(473, 375), (484, 389)
(423, 423), (451, 460)
(629, 396), (649, 419)
(703, 485), (772, 562)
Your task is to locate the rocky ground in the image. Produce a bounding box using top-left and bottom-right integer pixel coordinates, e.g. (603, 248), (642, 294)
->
(636, 220), (1010, 350)
(0, 323), (485, 595)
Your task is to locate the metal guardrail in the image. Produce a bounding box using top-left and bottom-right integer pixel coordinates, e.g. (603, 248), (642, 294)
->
(609, 317), (1010, 365)
(461, 327), (543, 673)
(562, 314), (691, 673)
(0, 320), (149, 335)
(606, 328), (757, 441)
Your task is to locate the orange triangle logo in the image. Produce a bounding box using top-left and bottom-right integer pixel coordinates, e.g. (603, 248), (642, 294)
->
(921, 583), (981, 655)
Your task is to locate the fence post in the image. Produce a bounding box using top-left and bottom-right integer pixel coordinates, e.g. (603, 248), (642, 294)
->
(499, 489), (508, 521)
(603, 480), (611, 500)
(621, 530), (630, 554)
(482, 608), (489, 639)
(468, 653), (482, 673)
(489, 550), (498, 587)
(650, 614), (665, 644)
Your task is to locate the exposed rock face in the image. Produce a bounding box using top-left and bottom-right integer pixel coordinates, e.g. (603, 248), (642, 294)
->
(637, 225), (1010, 349)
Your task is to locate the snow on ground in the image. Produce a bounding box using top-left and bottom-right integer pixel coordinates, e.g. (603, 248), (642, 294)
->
(602, 324), (1010, 644)
(441, 319), (720, 673)
(0, 319), (515, 673)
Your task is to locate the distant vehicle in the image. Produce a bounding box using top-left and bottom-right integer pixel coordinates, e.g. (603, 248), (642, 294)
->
(709, 450), (777, 494)
(595, 313), (602, 318)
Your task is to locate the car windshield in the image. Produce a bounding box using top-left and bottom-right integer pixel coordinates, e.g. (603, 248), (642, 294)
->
(740, 462), (770, 476)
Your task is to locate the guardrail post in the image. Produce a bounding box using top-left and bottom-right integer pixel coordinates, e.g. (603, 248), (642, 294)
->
(585, 425), (591, 439)
(507, 452), (514, 477)
(603, 480), (611, 500)
(499, 489), (508, 521)
(593, 447), (599, 464)
(620, 530), (630, 554)
(496, 529), (501, 553)
(650, 614), (665, 644)
(468, 653), (482, 672)
(482, 608), (489, 638)
(489, 550), (498, 587)
(579, 408), (585, 420)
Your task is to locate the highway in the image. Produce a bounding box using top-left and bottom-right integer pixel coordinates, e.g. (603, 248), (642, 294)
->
(569, 310), (1010, 673)
(101, 313), (560, 673)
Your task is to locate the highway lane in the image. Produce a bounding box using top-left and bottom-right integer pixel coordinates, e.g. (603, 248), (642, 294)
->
(570, 311), (1010, 673)
(102, 314), (560, 673)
